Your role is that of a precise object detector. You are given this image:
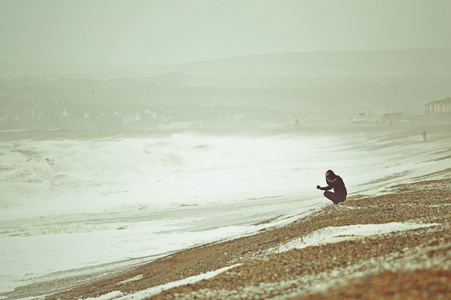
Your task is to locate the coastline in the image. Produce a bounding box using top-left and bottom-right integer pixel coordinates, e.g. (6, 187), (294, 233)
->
(0, 122), (448, 141)
(5, 173), (450, 299)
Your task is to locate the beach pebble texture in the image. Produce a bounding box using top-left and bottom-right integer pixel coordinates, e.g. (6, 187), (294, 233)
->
(3, 176), (450, 299)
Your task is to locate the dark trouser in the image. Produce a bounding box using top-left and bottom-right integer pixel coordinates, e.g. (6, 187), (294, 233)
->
(324, 191), (346, 205)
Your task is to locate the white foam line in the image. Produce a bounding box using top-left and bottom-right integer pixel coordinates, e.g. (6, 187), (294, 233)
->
(95, 264), (241, 300)
(117, 275), (144, 285)
(85, 291), (125, 300)
(275, 222), (439, 253)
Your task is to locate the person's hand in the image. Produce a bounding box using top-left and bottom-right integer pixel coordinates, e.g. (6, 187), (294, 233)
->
(316, 185), (321, 190)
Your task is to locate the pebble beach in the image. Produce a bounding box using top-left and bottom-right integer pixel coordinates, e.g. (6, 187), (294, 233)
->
(6, 172), (449, 300)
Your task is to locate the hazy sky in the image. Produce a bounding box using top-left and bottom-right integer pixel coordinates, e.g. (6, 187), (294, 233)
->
(1, 0), (451, 65)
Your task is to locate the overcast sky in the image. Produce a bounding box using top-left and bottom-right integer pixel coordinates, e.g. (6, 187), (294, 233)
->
(1, 0), (451, 65)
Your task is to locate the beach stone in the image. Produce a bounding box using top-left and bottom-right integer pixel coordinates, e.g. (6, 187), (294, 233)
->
(6, 177), (450, 300)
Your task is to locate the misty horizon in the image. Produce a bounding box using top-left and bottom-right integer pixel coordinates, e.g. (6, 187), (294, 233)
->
(1, 1), (451, 131)
(1, 1), (451, 65)
(2, 46), (451, 68)
(2, 48), (451, 131)
(1, 2), (451, 297)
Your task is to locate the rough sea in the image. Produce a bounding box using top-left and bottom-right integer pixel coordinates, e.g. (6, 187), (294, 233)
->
(1, 126), (449, 293)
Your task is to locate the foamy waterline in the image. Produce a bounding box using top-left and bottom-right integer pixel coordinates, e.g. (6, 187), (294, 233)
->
(1, 127), (450, 293)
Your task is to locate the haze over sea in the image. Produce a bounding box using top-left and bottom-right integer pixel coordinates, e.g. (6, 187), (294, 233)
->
(1, 1), (451, 297)
(1, 125), (450, 293)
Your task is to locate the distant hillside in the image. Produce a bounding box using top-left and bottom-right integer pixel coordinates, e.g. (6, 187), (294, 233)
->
(0, 62), (167, 79)
(1, 48), (450, 80)
(2, 48), (451, 122)
(173, 48), (451, 78)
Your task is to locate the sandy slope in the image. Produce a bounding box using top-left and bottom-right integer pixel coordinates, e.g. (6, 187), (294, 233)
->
(147, 177), (451, 300)
(1, 123), (450, 299)
(3, 174), (448, 300)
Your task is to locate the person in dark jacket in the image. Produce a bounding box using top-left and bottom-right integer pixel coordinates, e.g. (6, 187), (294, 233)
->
(316, 170), (347, 204)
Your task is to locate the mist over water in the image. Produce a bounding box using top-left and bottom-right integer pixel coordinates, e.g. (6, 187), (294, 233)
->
(1, 1), (451, 295)
(1, 132), (334, 216)
(0, 131), (340, 291)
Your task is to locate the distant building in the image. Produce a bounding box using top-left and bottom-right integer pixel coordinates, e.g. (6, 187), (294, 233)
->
(352, 110), (378, 123)
(382, 112), (403, 124)
(425, 97), (451, 115)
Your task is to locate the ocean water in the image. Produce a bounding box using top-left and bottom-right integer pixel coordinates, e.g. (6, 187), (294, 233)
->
(0, 127), (449, 293)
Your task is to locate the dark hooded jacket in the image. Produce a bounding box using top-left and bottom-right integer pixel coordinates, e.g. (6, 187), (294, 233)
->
(321, 170), (347, 197)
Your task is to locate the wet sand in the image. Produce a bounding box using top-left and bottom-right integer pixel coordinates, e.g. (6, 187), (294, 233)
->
(4, 173), (450, 299)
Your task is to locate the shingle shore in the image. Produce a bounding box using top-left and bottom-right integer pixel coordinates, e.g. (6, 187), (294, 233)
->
(150, 177), (451, 300)
(4, 177), (450, 299)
